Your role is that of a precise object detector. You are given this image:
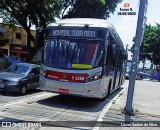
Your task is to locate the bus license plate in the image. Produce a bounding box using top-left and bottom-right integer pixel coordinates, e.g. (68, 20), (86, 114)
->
(58, 88), (69, 94)
(0, 84), (4, 88)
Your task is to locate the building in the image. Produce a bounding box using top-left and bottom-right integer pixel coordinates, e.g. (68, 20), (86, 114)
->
(0, 23), (35, 60)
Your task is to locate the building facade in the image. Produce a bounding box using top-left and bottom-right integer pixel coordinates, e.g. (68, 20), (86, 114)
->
(0, 23), (35, 60)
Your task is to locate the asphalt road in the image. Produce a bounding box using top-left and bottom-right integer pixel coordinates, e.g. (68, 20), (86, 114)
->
(0, 89), (43, 105)
(0, 81), (128, 129)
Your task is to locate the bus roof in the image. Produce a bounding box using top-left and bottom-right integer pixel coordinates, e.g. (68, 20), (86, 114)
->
(48, 18), (114, 28)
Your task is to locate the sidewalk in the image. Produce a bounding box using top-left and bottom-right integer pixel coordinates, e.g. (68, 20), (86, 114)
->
(99, 80), (160, 130)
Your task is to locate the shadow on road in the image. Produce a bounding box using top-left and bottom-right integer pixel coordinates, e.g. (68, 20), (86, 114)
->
(37, 87), (124, 112)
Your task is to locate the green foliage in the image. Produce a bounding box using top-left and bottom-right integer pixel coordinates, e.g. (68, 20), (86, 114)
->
(0, 0), (62, 60)
(62, 0), (122, 19)
(130, 24), (160, 66)
(0, 0), (62, 27)
(140, 24), (160, 65)
(0, 0), (122, 60)
(101, 0), (106, 5)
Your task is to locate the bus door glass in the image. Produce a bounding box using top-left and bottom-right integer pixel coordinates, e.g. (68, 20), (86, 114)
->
(105, 44), (117, 75)
(104, 38), (118, 90)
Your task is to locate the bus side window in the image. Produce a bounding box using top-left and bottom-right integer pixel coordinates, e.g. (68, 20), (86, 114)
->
(106, 43), (117, 71)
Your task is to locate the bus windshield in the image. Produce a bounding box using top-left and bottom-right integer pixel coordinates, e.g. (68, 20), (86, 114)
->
(43, 39), (104, 69)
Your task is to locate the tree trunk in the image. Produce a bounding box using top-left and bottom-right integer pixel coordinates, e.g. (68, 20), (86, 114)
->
(26, 29), (37, 62)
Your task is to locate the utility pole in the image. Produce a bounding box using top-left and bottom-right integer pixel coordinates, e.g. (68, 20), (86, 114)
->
(124, 0), (148, 120)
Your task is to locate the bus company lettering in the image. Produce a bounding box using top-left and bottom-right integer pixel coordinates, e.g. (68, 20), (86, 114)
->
(52, 30), (96, 37)
(45, 70), (88, 83)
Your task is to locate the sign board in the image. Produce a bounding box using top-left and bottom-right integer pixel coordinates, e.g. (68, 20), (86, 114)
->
(46, 28), (106, 39)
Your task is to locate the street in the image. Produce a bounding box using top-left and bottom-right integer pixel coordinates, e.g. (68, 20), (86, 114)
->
(1, 80), (160, 130)
(0, 1), (158, 130)
(0, 81), (128, 129)
(0, 89), (43, 105)
(99, 80), (160, 130)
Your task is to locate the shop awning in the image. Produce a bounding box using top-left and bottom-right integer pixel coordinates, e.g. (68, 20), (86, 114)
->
(11, 50), (29, 54)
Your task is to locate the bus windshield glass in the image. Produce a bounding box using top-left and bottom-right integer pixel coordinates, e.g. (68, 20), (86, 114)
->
(43, 39), (104, 69)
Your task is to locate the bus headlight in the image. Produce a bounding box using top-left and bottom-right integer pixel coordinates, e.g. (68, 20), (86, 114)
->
(86, 72), (102, 82)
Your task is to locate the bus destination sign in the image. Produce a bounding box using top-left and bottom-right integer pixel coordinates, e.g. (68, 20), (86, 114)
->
(48, 30), (97, 38)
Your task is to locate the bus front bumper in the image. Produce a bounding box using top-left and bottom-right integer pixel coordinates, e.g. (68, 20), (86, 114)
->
(39, 76), (102, 99)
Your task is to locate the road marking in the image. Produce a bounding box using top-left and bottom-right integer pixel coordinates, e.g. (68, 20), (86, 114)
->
(93, 84), (128, 130)
(0, 92), (53, 107)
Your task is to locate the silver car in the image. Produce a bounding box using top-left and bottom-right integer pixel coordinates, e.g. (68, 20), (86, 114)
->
(0, 63), (40, 95)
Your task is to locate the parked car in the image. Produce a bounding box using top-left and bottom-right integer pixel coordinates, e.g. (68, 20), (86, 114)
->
(0, 63), (40, 95)
(136, 72), (151, 80)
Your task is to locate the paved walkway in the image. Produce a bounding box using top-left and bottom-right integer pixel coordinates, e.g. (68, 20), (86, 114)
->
(99, 80), (160, 130)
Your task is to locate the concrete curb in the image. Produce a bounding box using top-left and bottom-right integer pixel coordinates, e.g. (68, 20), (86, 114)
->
(93, 83), (128, 130)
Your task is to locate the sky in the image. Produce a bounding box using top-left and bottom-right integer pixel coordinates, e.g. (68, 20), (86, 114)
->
(107, 0), (160, 67)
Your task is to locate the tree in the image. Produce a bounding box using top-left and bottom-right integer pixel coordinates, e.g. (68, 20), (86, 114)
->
(0, 0), (122, 61)
(62, 0), (122, 19)
(0, 0), (62, 60)
(130, 24), (160, 66)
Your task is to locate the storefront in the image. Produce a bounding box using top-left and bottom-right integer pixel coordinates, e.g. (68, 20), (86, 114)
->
(0, 48), (8, 57)
(10, 44), (29, 61)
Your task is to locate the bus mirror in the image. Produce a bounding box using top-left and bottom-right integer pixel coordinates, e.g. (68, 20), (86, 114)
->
(34, 27), (45, 49)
